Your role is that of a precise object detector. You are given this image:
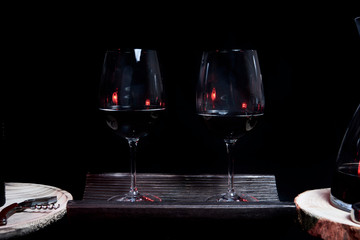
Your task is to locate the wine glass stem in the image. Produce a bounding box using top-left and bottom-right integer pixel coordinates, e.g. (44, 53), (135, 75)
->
(127, 138), (139, 196)
(225, 140), (236, 197)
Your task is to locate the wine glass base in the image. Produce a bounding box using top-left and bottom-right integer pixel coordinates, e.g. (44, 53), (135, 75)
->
(206, 193), (258, 202)
(108, 193), (162, 202)
(330, 193), (352, 212)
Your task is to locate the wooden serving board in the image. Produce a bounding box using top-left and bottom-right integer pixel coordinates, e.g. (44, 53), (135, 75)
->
(0, 182), (73, 239)
(295, 188), (360, 239)
(67, 173), (295, 220)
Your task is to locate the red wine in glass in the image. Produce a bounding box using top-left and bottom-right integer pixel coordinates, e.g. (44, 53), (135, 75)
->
(331, 163), (360, 211)
(100, 107), (165, 139)
(199, 113), (264, 140)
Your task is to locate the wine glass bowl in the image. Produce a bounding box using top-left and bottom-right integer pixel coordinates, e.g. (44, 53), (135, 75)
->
(98, 49), (165, 202)
(196, 49), (265, 202)
(330, 104), (360, 211)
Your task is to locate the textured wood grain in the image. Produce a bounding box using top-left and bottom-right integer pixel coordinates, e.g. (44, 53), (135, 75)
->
(295, 188), (360, 239)
(0, 182), (73, 239)
(83, 173), (280, 202)
(67, 173), (295, 220)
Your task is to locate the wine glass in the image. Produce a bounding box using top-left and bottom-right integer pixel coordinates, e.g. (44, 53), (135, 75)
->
(330, 104), (360, 211)
(98, 48), (165, 202)
(196, 49), (265, 202)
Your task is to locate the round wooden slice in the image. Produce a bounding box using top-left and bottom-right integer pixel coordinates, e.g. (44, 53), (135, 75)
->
(295, 188), (360, 239)
(0, 182), (72, 239)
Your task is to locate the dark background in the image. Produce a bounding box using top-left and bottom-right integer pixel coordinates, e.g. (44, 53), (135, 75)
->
(2, 6), (360, 206)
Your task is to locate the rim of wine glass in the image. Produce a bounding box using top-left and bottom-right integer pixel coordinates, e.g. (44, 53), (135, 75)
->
(106, 48), (158, 53)
(205, 49), (257, 53)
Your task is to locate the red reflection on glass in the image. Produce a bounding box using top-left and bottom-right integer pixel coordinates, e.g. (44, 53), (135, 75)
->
(211, 88), (216, 101)
(142, 195), (154, 202)
(357, 153), (360, 177)
(239, 194), (258, 202)
(145, 99), (151, 106)
(355, 150), (360, 176)
(142, 194), (162, 202)
(241, 102), (247, 109)
(112, 90), (118, 105)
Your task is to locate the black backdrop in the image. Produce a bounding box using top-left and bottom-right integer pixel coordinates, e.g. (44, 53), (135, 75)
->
(2, 7), (360, 202)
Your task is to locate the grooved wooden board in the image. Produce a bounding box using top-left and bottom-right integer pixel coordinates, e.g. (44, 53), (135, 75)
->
(83, 173), (279, 202)
(67, 173), (295, 220)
